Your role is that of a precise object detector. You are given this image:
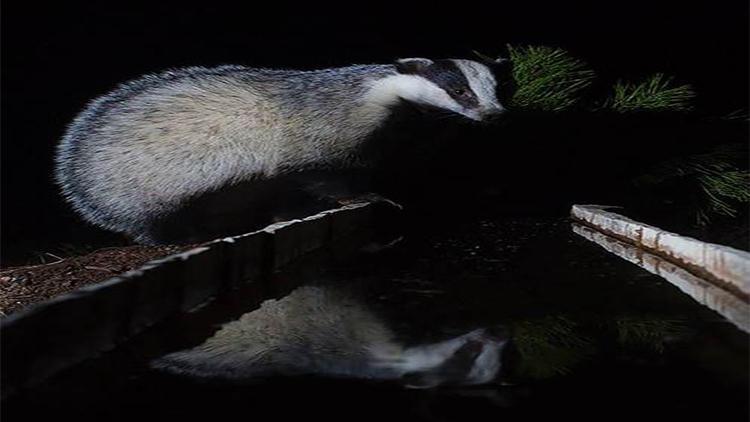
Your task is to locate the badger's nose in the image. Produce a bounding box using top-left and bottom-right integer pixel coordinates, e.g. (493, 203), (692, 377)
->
(481, 106), (507, 122)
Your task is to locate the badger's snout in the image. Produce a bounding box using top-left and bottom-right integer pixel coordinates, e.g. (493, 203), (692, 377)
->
(479, 105), (507, 122)
(398, 327), (510, 389)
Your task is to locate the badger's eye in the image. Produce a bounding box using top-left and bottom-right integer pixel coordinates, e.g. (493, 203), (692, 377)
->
(453, 88), (467, 96)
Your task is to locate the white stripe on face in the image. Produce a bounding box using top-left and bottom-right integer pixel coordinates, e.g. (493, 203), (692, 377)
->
(452, 60), (505, 114)
(367, 74), (466, 115)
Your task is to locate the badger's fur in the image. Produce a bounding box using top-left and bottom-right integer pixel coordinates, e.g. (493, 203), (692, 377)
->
(55, 58), (505, 243)
(152, 285), (508, 388)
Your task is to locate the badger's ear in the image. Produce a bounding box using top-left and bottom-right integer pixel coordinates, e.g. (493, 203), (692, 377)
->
(472, 50), (510, 67)
(395, 58), (434, 74)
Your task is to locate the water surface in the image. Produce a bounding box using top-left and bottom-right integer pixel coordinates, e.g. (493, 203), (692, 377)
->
(5, 215), (748, 421)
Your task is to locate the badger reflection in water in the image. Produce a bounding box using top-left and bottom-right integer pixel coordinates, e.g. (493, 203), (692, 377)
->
(152, 285), (509, 388)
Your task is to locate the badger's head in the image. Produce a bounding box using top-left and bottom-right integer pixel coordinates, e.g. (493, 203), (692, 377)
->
(389, 57), (508, 122)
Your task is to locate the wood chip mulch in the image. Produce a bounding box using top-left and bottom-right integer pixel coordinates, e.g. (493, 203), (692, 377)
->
(0, 245), (192, 317)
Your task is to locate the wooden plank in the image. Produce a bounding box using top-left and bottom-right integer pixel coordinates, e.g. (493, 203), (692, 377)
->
(571, 205), (750, 297)
(573, 223), (749, 333)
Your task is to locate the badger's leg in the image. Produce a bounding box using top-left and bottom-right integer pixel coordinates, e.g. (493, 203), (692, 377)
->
(336, 193), (404, 210)
(145, 177), (315, 244)
(288, 170), (369, 202)
(143, 170), (399, 244)
(287, 170), (403, 210)
(129, 228), (163, 246)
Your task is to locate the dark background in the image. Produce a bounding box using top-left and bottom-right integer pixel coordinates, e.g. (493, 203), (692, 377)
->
(2, 1), (748, 264)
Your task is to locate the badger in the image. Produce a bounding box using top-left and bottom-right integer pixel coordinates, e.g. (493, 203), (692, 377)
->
(55, 57), (507, 243)
(152, 285), (509, 388)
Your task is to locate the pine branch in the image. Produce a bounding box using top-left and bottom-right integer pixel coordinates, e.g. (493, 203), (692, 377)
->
(508, 45), (595, 112)
(634, 144), (750, 224)
(607, 73), (695, 113)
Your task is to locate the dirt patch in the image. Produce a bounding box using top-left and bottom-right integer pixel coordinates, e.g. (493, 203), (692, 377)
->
(0, 245), (192, 316)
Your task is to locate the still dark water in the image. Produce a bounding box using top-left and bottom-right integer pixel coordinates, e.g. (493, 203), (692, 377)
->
(4, 214), (748, 421)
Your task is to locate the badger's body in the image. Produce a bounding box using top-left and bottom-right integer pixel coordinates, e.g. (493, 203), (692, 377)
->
(152, 285), (508, 388)
(55, 59), (505, 243)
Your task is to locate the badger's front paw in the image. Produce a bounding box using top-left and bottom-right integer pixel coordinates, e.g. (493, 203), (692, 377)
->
(337, 193), (403, 210)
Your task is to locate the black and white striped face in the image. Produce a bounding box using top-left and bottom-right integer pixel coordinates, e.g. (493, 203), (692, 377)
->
(394, 58), (506, 121)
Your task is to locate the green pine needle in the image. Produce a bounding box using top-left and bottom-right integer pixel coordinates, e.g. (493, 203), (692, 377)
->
(508, 45), (595, 112)
(696, 167), (750, 219)
(634, 144), (750, 224)
(608, 73), (695, 113)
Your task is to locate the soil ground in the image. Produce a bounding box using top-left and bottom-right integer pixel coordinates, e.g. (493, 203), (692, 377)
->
(0, 245), (190, 316)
